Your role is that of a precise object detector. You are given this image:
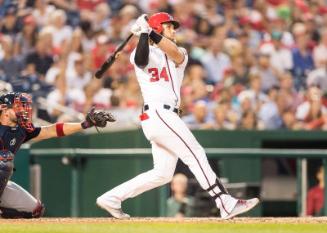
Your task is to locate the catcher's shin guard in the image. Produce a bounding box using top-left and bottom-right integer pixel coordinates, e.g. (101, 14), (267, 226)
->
(0, 161), (14, 198)
(32, 201), (45, 218)
(0, 201), (45, 219)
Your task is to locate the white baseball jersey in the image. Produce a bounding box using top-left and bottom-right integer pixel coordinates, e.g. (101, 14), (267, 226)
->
(130, 45), (188, 107)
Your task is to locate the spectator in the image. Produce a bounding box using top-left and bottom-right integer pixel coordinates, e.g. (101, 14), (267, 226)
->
(184, 62), (207, 83)
(182, 100), (213, 129)
(181, 69), (209, 116)
(0, 0), (326, 130)
(77, 0), (105, 22)
(291, 23), (315, 91)
(32, 0), (56, 27)
(65, 53), (92, 111)
(296, 86), (327, 130)
(115, 72), (142, 108)
(278, 72), (303, 112)
(251, 50), (279, 93)
(14, 15), (38, 58)
(167, 173), (195, 218)
(171, 0), (194, 30)
(91, 34), (110, 70)
(258, 86), (283, 129)
(239, 110), (258, 130)
(47, 1), (79, 27)
(281, 110), (301, 130)
(307, 166), (324, 216)
(238, 96), (253, 118)
(270, 30), (293, 75)
(229, 56), (249, 87)
(181, 62), (209, 114)
(65, 28), (84, 69)
(307, 63), (327, 94)
(212, 101), (238, 130)
(92, 3), (111, 32)
(236, 26), (255, 67)
(103, 93), (140, 130)
(237, 73), (268, 113)
(79, 20), (96, 53)
(48, 9), (73, 51)
(46, 59), (67, 121)
(238, 16), (262, 51)
(303, 12), (320, 47)
(194, 16), (213, 36)
(24, 32), (54, 77)
(313, 27), (327, 68)
(0, 5), (22, 39)
(191, 79), (210, 102)
(201, 35), (231, 84)
(118, 4), (139, 38)
(92, 77), (112, 109)
(0, 35), (24, 81)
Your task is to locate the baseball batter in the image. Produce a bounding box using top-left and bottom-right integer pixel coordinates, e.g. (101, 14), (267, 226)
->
(97, 13), (259, 219)
(0, 92), (115, 218)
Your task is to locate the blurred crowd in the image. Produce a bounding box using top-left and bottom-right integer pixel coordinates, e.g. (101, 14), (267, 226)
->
(1, 0), (327, 130)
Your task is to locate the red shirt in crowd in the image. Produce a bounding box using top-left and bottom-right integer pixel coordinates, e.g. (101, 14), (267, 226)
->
(76, 0), (104, 10)
(306, 185), (324, 216)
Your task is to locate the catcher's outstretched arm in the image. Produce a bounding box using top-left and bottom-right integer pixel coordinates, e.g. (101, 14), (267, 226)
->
(32, 108), (116, 142)
(33, 123), (83, 141)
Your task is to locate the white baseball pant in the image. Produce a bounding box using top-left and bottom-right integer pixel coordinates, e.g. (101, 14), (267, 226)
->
(98, 104), (237, 214)
(1, 181), (39, 213)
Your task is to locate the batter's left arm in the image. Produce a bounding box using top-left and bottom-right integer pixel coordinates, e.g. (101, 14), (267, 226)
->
(149, 30), (185, 65)
(157, 36), (185, 64)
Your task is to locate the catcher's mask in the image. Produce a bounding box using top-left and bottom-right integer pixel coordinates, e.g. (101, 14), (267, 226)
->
(0, 92), (34, 132)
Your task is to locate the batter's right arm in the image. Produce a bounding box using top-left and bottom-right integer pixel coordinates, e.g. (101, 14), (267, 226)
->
(134, 33), (150, 68)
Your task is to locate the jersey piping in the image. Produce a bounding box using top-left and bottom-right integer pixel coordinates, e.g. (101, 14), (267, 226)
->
(164, 54), (178, 106)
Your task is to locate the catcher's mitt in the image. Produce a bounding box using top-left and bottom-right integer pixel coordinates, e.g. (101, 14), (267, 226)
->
(82, 107), (116, 131)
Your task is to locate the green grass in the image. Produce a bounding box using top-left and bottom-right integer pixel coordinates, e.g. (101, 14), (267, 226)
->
(1, 222), (327, 233)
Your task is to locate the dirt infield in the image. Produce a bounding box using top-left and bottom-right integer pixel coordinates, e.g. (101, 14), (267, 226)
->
(0, 217), (326, 224)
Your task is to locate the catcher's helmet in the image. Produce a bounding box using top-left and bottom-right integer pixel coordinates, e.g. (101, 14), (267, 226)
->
(148, 12), (180, 33)
(0, 92), (18, 107)
(0, 92), (34, 132)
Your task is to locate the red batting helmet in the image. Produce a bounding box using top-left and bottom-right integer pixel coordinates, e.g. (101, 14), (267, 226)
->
(148, 12), (180, 33)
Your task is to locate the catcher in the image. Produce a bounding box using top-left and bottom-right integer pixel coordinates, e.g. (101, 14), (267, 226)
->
(0, 92), (115, 218)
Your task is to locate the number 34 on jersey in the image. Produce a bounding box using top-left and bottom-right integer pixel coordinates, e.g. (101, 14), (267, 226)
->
(148, 67), (169, 82)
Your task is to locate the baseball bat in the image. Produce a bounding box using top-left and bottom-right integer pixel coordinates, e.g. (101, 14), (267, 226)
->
(94, 33), (134, 79)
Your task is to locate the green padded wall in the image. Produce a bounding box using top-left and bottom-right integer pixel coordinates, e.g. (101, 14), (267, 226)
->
(29, 130), (327, 217)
